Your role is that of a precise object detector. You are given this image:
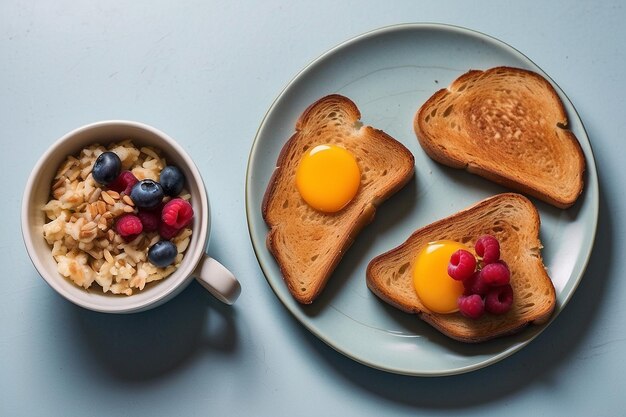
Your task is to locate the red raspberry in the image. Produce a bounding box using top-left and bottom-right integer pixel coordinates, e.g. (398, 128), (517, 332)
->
(463, 271), (491, 296)
(485, 284), (514, 315)
(137, 209), (160, 233)
(448, 249), (477, 281)
(115, 214), (143, 241)
(107, 171), (138, 195)
(159, 221), (182, 240)
(475, 235), (500, 264)
(161, 198), (194, 229)
(457, 294), (485, 319)
(480, 261), (510, 286)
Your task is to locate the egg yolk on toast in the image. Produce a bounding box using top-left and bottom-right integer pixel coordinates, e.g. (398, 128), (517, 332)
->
(295, 144), (360, 213)
(413, 240), (467, 314)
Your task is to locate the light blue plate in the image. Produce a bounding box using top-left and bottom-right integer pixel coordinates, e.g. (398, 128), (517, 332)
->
(245, 23), (598, 376)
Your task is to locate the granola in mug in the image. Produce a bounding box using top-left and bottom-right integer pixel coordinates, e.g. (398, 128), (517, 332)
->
(42, 141), (193, 295)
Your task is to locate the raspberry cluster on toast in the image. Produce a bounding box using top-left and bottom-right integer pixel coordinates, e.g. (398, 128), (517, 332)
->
(366, 193), (556, 343)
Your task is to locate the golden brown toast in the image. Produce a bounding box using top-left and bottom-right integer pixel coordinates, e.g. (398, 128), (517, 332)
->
(366, 193), (556, 343)
(263, 94), (414, 304)
(414, 66), (585, 209)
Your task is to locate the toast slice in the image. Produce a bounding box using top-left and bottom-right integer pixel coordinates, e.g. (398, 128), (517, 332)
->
(263, 94), (415, 304)
(366, 193), (556, 343)
(414, 66), (585, 209)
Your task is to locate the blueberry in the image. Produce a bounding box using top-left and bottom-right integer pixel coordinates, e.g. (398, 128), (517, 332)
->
(159, 165), (185, 196)
(130, 179), (164, 209)
(92, 151), (122, 185)
(148, 240), (178, 267)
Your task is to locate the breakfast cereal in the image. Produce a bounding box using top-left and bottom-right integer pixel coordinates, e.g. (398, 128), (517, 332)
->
(42, 141), (192, 295)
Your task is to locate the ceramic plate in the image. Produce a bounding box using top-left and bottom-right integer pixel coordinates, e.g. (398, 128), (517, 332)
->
(245, 23), (598, 376)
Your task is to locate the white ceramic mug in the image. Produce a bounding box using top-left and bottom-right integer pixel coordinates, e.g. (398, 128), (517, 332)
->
(21, 120), (241, 313)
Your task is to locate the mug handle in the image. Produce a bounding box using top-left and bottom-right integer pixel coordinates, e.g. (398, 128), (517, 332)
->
(193, 255), (241, 305)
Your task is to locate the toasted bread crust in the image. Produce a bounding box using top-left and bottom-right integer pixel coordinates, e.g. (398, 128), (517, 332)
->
(415, 67), (585, 209)
(263, 94), (415, 304)
(366, 193), (556, 343)
(262, 97), (362, 217)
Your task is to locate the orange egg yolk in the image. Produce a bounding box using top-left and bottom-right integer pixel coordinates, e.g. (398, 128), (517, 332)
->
(295, 144), (360, 213)
(413, 240), (468, 314)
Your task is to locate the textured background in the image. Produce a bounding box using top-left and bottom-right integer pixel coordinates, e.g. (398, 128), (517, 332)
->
(2, 1), (624, 416)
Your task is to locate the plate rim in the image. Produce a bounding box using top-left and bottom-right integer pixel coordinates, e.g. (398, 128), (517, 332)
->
(245, 22), (599, 376)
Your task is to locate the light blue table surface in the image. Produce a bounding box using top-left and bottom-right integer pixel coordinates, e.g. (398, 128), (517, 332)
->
(2, 2), (624, 416)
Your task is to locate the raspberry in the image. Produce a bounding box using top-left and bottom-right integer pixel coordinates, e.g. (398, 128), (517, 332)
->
(485, 284), (514, 315)
(137, 209), (160, 233)
(115, 214), (143, 241)
(463, 271), (490, 296)
(475, 235), (500, 264)
(159, 221), (182, 240)
(161, 198), (194, 229)
(480, 261), (510, 286)
(448, 249), (477, 281)
(457, 294), (485, 319)
(107, 170), (138, 195)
